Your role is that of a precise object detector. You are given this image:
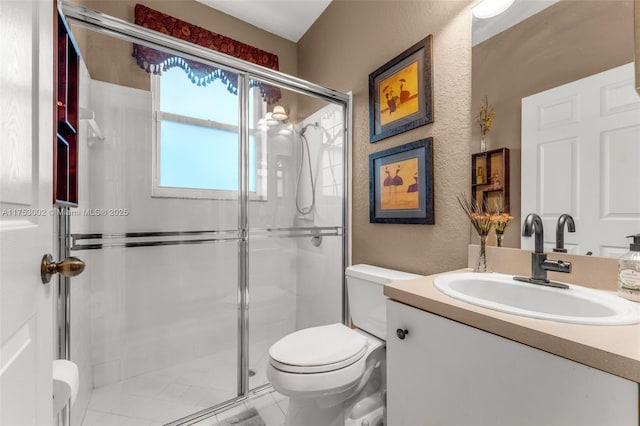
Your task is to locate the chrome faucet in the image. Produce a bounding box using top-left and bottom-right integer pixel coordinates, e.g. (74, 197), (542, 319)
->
(514, 213), (571, 289)
(553, 214), (575, 253)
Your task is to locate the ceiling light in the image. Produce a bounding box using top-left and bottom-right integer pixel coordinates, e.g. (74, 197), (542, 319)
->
(472, 0), (515, 19)
(272, 105), (289, 121)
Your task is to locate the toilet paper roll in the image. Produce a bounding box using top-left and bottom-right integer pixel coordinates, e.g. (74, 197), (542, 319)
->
(52, 359), (79, 416)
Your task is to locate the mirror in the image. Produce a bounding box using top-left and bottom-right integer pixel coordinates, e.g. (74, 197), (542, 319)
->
(637, 0), (640, 95)
(472, 0), (638, 255)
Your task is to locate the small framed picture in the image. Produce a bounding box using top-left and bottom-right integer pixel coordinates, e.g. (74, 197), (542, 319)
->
(368, 35), (433, 143)
(369, 138), (434, 224)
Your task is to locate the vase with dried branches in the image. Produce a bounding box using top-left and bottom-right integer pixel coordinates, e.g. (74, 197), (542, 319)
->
(457, 194), (494, 272)
(477, 96), (496, 152)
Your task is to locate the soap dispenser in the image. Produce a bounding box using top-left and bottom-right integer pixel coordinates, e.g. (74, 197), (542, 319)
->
(617, 234), (640, 302)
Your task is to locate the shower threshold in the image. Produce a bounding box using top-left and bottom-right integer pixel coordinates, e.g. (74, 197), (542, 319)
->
(79, 353), (272, 426)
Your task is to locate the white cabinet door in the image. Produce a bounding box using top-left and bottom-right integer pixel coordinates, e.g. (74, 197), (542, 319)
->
(386, 299), (436, 425)
(0, 1), (54, 424)
(521, 63), (640, 257)
(386, 299), (638, 426)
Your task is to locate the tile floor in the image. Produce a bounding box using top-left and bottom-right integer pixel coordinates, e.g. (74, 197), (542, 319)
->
(80, 349), (280, 426)
(191, 391), (288, 426)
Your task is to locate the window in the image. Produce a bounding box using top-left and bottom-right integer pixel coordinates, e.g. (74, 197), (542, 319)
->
(152, 67), (264, 199)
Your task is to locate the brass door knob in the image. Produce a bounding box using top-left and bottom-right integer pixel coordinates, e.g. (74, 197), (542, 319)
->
(41, 254), (85, 284)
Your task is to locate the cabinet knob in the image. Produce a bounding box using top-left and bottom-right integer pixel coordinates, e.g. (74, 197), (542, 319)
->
(396, 328), (409, 340)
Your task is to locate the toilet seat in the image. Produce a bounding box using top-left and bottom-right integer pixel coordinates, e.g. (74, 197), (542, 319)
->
(271, 345), (368, 374)
(269, 323), (368, 374)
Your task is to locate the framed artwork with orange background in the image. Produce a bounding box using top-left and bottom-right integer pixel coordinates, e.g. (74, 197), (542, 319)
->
(369, 35), (433, 143)
(369, 138), (434, 224)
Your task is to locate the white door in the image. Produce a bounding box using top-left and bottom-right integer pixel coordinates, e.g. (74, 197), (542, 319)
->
(1, 1), (54, 424)
(522, 63), (640, 257)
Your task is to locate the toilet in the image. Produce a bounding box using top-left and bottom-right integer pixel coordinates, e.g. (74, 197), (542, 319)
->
(267, 264), (421, 426)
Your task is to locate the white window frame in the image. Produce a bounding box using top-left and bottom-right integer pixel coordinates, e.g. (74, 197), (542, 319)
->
(151, 73), (267, 200)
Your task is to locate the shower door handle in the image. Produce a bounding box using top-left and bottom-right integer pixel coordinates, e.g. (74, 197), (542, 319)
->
(41, 254), (85, 284)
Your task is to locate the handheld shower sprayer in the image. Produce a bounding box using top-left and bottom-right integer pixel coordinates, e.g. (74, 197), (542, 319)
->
(294, 121), (339, 220)
(296, 122), (319, 216)
(299, 122), (318, 136)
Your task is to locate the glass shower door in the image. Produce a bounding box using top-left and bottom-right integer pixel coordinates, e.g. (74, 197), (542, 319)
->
(68, 24), (242, 425)
(246, 81), (346, 391)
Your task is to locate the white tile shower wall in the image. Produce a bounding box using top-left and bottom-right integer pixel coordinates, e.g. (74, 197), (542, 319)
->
(295, 105), (344, 227)
(83, 80), (300, 392)
(295, 104), (345, 330)
(249, 126), (297, 228)
(69, 62), (95, 426)
(247, 116), (299, 387)
(248, 237), (297, 387)
(295, 236), (343, 330)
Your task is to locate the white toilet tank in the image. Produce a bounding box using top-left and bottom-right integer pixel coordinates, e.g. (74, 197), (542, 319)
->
(345, 264), (422, 340)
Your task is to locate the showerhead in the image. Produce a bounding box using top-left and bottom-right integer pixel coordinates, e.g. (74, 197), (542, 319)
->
(299, 122), (318, 136)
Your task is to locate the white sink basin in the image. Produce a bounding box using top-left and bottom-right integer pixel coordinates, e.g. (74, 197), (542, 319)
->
(433, 273), (640, 325)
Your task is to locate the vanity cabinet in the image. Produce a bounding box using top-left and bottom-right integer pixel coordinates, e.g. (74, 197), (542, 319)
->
(386, 299), (638, 426)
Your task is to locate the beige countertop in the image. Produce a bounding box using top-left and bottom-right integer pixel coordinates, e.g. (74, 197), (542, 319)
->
(384, 268), (640, 383)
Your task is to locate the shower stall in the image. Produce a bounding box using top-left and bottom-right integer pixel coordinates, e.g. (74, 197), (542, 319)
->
(58, 3), (350, 425)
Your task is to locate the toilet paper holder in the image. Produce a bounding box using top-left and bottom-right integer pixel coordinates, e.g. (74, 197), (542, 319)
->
(53, 359), (79, 418)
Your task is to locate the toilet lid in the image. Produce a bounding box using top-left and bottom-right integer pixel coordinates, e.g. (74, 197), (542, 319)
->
(269, 323), (368, 373)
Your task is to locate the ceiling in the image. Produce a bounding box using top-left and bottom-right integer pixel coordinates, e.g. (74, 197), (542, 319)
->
(195, 0), (332, 42)
(197, 0), (560, 45)
(472, 0), (561, 46)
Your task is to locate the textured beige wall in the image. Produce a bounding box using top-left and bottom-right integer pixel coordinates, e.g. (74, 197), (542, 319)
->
(298, 0), (474, 276)
(472, 0), (635, 248)
(72, 0), (297, 90)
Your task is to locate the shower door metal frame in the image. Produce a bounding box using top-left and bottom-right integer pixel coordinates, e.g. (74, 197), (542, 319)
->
(58, 1), (352, 423)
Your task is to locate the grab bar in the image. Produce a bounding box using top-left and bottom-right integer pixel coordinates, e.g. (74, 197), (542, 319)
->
(251, 226), (342, 237)
(70, 229), (239, 250)
(70, 226), (342, 250)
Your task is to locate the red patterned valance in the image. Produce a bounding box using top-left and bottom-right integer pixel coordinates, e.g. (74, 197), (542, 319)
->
(132, 3), (281, 103)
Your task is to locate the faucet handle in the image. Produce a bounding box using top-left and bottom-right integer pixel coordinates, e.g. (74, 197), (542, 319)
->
(554, 214), (575, 253)
(542, 259), (572, 274)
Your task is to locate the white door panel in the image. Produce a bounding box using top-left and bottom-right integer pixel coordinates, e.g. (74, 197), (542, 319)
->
(522, 63), (640, 257)
(1, 1), (54, 424)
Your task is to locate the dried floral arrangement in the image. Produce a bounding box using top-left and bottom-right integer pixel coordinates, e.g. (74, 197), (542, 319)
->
(458, 194), (514, 243)
(457, 194), (495, 237)
(493, 213), (513, 234)
(458, 194), (514, 270)
(477, 96), (496, 136)
(490, 196), (513, 235)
